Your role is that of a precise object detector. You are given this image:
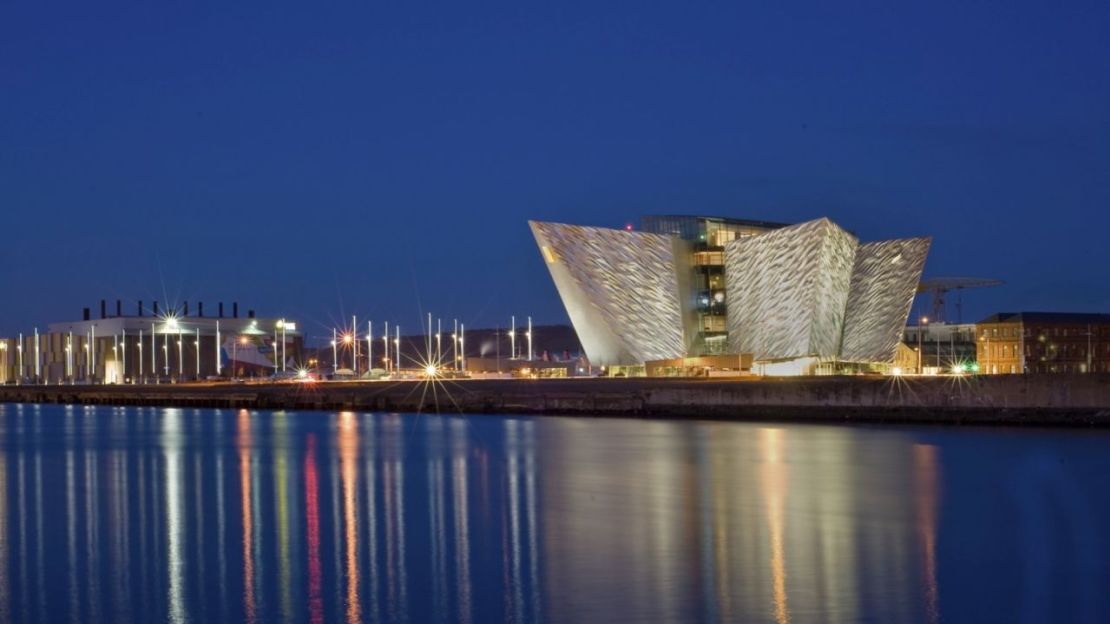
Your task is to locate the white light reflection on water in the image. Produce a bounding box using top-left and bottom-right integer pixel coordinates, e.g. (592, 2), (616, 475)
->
(162, 408), (186, 624)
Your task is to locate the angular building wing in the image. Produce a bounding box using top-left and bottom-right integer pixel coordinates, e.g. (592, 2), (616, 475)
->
(529, 221), (694, 366)
(840, 237), (931, 363)
(724, 219), (858, 359)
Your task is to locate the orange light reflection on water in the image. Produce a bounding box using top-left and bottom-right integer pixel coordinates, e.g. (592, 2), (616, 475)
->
(237, 410), (255, 624)
(339, 411), (362, 624)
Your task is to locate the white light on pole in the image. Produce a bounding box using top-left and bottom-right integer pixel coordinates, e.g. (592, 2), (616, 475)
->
(394, 326), (400, 372)
(122, 329), (127, 382)
(367, 321), (373, 376)
(215, 320), (221, 375)
(510, 315), (516, 360)
(195, 327), (200, 379)
(332, 327), (338, 373)
(460, 323), (465, 372)
(34, 328), (40, 383)
(527, 316), (533, 361)
(352, 315), (358, 377)
(138, 329), (144, 381)
(177, 328), (183, 380)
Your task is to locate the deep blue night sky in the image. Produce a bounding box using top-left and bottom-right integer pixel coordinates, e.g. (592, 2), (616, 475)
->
(2, 2), (1109, 340)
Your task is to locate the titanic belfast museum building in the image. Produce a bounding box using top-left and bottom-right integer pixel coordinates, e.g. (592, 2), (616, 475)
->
(530, 215), (930, 375)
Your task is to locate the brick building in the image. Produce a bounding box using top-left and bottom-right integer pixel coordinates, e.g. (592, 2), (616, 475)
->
(976, 312), (1110, 374)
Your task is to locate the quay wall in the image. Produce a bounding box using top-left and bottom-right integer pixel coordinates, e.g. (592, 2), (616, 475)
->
(2, 375), (1110, 426)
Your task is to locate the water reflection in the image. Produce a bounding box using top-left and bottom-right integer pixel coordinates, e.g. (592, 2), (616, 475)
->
(0, 404), (1108, 623)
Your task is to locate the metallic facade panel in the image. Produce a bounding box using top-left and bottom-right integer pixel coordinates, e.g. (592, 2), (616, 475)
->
(530, 221), (691, 366)
(724, 218), (858, 359)
(840, 238), (932, 363)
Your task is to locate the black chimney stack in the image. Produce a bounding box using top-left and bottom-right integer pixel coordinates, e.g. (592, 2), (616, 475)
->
(248, 309), (255, 319)
(100, 299), (106, 319)
(138, 301), (144, 317)
(116, 300), (122, 317)
(153, 301), (159, 316)
(233, 302), (238, 318)
(183, 301), (189, 317)
(218, 302), (224, 318)
(198, 302), (204, 317)
(83, 307), (90, 321)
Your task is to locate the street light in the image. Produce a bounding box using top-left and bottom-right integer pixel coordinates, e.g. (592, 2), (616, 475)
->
(232, 336), (248, 380)
(510, 315), (516, 359)
(917, 316), (928, 374)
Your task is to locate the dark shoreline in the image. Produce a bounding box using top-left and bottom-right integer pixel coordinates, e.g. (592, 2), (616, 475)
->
(3, 375), (1110, 427)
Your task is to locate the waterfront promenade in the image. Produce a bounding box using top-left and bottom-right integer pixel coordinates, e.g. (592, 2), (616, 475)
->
(2, 374), (1110, 426)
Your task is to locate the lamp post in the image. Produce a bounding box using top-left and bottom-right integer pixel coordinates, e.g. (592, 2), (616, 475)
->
(122, 329), (127, 383)
(332, 327), (338, 373)
(917, 316), (928, 374)
(510, 315), (516, 360)
(527, 316), (533, 362)
(1086, 323), (1093, 373)
(436, 318), (442, 364)
(151, 322), (156, 380)
(17, 333), (22, 384)
(352, 316), (358, 377)
(215, 320), (221, 376)
(137, 331), (143, 381)
(195, 327), (200, 379)
(367, 321), (373, 376)
(383, 322), (389, 374)
(459, 323), (465, 372)
(394, 326), (400, 372)
(233, 336), (248, 380)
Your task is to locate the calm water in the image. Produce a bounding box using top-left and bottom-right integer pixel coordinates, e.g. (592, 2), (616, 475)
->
(0, 405), (1106, 623)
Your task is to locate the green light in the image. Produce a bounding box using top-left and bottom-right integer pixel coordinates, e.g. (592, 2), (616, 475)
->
(969, 363), (980, 373)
